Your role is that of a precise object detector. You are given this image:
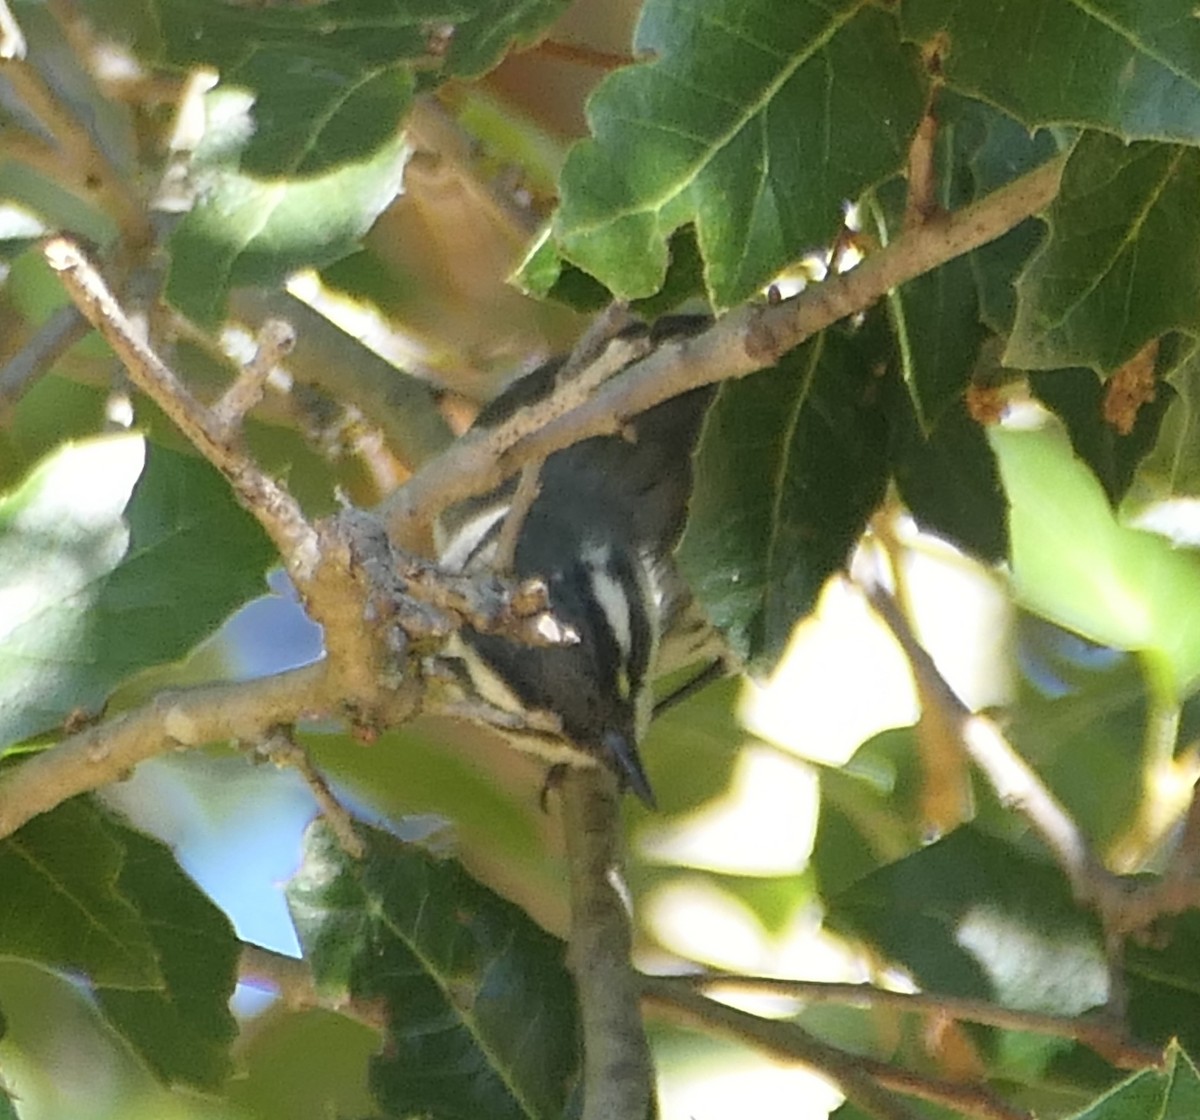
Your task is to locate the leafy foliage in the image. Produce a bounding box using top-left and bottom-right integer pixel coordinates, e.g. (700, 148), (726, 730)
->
(0, 435), (274, 751)
(6, 1), (1200, 1119)
(287, 821), (580, 1120)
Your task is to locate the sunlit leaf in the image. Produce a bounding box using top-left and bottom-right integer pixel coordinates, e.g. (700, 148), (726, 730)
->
(0, 435), (274, 750)
(990, 415), (1200, 701)
(545, 0), (925, 307)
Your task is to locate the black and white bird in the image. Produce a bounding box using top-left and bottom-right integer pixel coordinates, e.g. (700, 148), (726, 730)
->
(436, 316), (716, 807)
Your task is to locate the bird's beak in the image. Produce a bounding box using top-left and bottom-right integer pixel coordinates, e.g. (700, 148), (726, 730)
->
(601, 729), (657, 809)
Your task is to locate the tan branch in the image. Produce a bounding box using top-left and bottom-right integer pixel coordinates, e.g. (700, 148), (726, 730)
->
(561, 769), (655, 1120)
(0, 663), (330, 841)
(383, 152), (1068, 546)
(42, 236), (321, 581)
(680, 976), (1162, 1071)
(211, 317), (295, 436)
(238, 942), (386, 1030)
(258, 728), (364, 860)
(642, 979), (1030, 1120)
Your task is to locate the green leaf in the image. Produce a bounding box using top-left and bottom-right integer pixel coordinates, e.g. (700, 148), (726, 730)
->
(989, 414), (1200, 701)
(228, 1008), (378, 1120)
(1006, 134), (1200, 374)
(812, 727), (929, 896)
(166, 103), (409, 325)
(1004, 617), (1149, 850)
(286, 821), (580, 1120)
(678, 326), (889, 669)
(0, 800), (161, 988)
(1030, 365), (1171, 506)
(1133, 344), (1200, 501)
(94, 821), (238, 1091)
(902, 0), (1200, 143)
(156, 0), (570, 87)
(0, 435), (274, 750)
(126, 0), (571, 175)
(549, 0), (925, 308)
(1066, 1045), (1200, 1119)
(1126, 913), (1200, 1056)
(828, 826), (1108, 1016)
(888, 385), (1008, 563)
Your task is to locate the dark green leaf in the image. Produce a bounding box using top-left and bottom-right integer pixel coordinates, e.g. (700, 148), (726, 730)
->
(156, 0), (570, 85)
(1127, 914), (1200, 1056)
(286, 821), (580, 1120)
(0, 436), (274, 749)
(547, 0), (925, 307)
(888, 384), (1007, 562)
(138, 0), (570, 174)
(94, 821), (239, 1091)
(0, 800), (160, 988)
(828, 826), (1108, 1016)
(950, 95), (1062, 334)
(812, 727), (928, 897)
(1134, 344), (1200, 502)
(1007, 135), (1200, 374)
(1030, 366), (1171, 506)
(902, 0), (1200, 143)
(678, 327), (889, 669)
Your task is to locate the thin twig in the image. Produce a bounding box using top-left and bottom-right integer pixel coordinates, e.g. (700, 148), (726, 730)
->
(678, 976), (1163, 1070)
(258, 727), (365, 860)
(526, 38), (637, 71)
(860, 568), (1102, 901)
(561, 768), (655, 1120)
(642, 979), (1031, 1120)
(387, 329), (651, 552)
(42, 236), (320, 578)
(0, 304), (87, 411)
(383, 152), (1068, 546)
(856, 560), (1200, 1010)
(212, 317), (295, 435)
(491, 461), (542, 573)
(903, 102), (941, 229)
(0, 664), (330, 841)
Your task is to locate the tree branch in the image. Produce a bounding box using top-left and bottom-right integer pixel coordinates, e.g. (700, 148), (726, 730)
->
(42, 236), (321, 580)
(257, 728), (365, 860)
(0, 664), (330, 841)
(383, 152), (1068, 545)
(857, 558), (1200, 1010)
(677, 976), (1162, 1071)
(238, 942), (386, 1030)
(560, 768), (655, 1120)
(642, 978), (1037, 1120)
